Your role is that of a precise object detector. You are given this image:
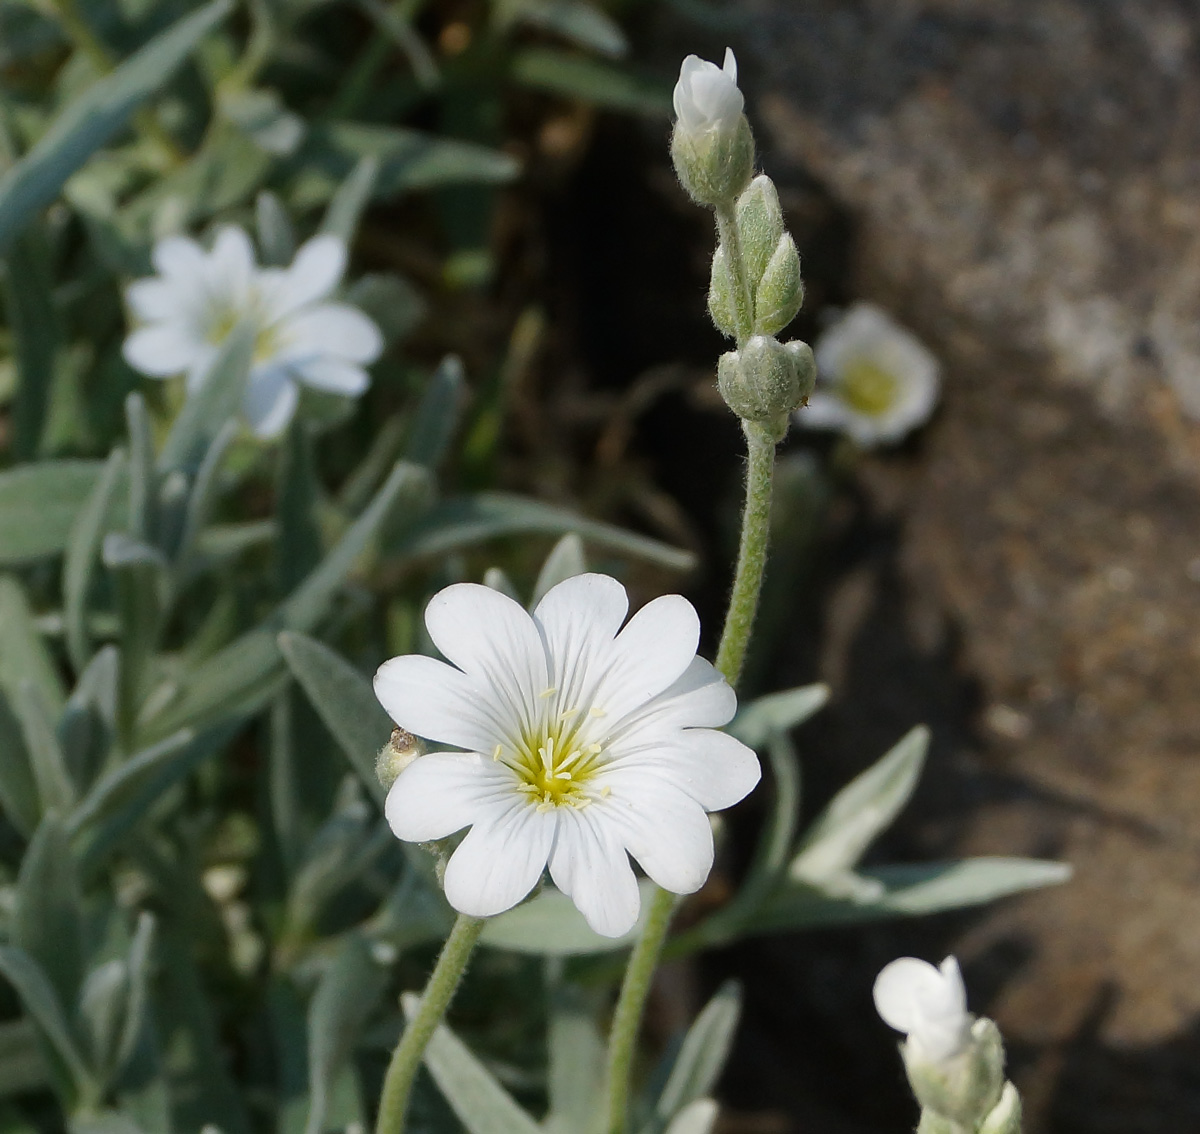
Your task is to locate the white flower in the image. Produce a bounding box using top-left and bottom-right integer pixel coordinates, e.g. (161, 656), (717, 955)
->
(796, 302), (940, 446)
(873, 955), (972, 1064)
(373, 574), (760, 938)
(123, 226), (383, 439)
(673, 48), (744, 134)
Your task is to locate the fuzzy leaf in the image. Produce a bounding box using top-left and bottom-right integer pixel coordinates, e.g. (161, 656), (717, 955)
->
(546, 985), (604, 1134)
(0, 690), (38, 838)
(320, 154), (379, 243)
(0, 461), (106, 567)
(13, 680), (76, 815)
(510, 49), (671, 116)
(530, 533), (587, 607)
(404, 355), (465, 470)
(0, 1018), (51, 1097)
(256, 191), (296, 266)
(4, 226), (58, 460)
(480, 881), (657, 955)
(653, 983), (740, 1127)
(726, 684), (828, 750)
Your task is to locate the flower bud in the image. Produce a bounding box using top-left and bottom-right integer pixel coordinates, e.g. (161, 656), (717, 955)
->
(717, 335), (802, 430)
(736, 175), (784, 285)
(708, 245), (738, 338)
(376, 727), (422, 791)
(978, 1082), (1023, 1134)
(784, 340), (817, 404)
(915, 1111), (959, 1134)
(902, 1017), (1006, 1127)
(671, 49), (754, 207)
(754, 233), (803, 335)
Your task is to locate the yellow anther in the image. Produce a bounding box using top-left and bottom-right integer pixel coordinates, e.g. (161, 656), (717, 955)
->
(539, 687), (558, 699)
(555, 771), (573, 780)
(590, 706), (607, 717)
(492, 745), (503, 761)
(585, 743), (602, 755)
(600, 785), (611, 798)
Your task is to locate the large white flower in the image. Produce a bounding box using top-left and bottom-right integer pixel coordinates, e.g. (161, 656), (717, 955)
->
(123, 226), (383, 439)
(673, 48), (744, 135)
(873, 955), (972, 1064)
(373, 574), (760, 937)
(796, 302), (940, 447)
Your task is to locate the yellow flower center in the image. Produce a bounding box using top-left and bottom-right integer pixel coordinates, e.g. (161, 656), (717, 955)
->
(206, 305), (281, 363)
(495, 696), (608, 811)
(839, 356), (900, 416)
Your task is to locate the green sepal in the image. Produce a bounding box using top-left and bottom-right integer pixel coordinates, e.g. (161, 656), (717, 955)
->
(754, 233), (803, 336)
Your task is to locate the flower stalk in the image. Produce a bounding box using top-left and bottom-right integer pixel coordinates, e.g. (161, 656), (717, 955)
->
(375, 913), (487, 1134)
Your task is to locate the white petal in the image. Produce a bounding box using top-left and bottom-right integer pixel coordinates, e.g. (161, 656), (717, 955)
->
(208, 226), (257, 300)
(533, 573), (629, 708)
(423, 584), (549, 732)
(442, 804), (555, 918)
(593, 594), (700, 722)
(794, 391), (853, 432)
(122, 324), (204, 376)
(152, 234), (207, 279)
(385, 752), (514, 841)
(600, 773), (714, 894)
(270, 234), (346, 316)
(294, 356), (370, 396)
(722, 47), (737, 82)
(873, 957), (948, 1034)
(373, 653), (504, 753)
(548, 808), (641, 937)
(242, 366), (298, 439)
(611, 728), (760, 812)
(277, 304), (383, 365)
(607, 656), (736, 744)
(126, 278), (183, 322)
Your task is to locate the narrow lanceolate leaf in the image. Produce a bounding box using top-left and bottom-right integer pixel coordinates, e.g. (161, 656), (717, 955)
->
(0, 577), (66, 715)
(174, 419), (237, 580)
(14, 814), (85, 1015)
(4, 226), (59, 461)
(653, 983), (740, 1128)
(0, 690), (39, 838)
(63, 449), (127, 672)
(256, 190), (296, 266)
(400, 994), (542, 1134)
(789, 725), (928, 884)
(510, 49), (671, 116)
(496, 0), (628, 58)
(320, 154), (379, 243)
(530, 533), (587, 608)
(157, 320), (255, 473)
(0, 1018), (51, 1097)
(546, 985), (604, 1134)
(726, 683), (829, 750)
(277, 633), (392, 807)
(14, 681), (76, 816)
(124, 394), (157, 545)
(0, 461), (106, 568)
(114, 912), (156, 1075)
(304, 933), (386, 1134)
(0, 946), (92, 1091)
(0, 0), (233, 254)
(390, 492), (695, 571)
(276, 421), (322, 596)
(663, 1100), (719, 1134)
(753, 858), (1074, 934)
(403, 355), (465, 470)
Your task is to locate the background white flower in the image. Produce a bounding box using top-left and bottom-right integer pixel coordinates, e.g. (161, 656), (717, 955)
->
(796, 302), (940, 447)
(373, 573), (761, 937)
(873, 955), (972, 1063)
(123, 226), (383, 438)
(673, 48), (743, 135)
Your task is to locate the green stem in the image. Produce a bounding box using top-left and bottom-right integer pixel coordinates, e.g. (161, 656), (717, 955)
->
(713, 421), (776, 687)
(375, 913), (486, 1134)
(603, 888), (678, 1134)
(714, 202), (755, 346)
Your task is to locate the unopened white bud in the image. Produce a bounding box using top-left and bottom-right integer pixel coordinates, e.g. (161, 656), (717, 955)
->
(902, 1016), (1006, 1126)
(717, 335), (801, 434)
(671, 49), (754, 207)
(754, 233), (803, 335)
(978, 1081), (1023, 1134)
(736, 175), (784, 285)
(874, 956), (971, 1064)
(376, 727), (422, 791)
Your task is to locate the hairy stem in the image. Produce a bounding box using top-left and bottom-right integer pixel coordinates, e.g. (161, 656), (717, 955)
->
(375, 913), (486, 1134)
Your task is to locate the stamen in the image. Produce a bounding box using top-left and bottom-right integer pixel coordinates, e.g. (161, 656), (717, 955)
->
(555, 771), (573, 780)
(600, 785), (611, 798)
(539, 687), (558, 699)
(492, 744), (503, 761)
(589, 706), (607, 717)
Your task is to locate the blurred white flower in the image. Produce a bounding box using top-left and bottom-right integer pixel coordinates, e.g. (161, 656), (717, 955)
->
(673, 48), (743, 134)
(373, 573), (760, 938)
(873, 955), (971, 1063)
(123, 226), (382, 438)
(796, 302), (940, 446)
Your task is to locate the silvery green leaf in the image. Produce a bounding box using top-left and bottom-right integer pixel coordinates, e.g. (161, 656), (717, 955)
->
(404, 355), (465, 470)
(0, 1018), (50, 1097)
(174, 420), (238, 580)
(276, 421), (322, 596)
(124, 394), (157, 545)
(355, 0), (439, 88)
(337, 415), (406, 514)
(390, 492), (695, 571)
(344, 273), (426, 348)
(4, 225), (58, 461)
(304, 933), (386, 1134)
(114, 912), (155, 1076)
(663, 1099), (718, 1134)
(0, 460), (108, 567)
(79, 960), (129, 1081)
(509, 49), (671, 116)
(0, 576), (66, 714)
(726, 684), (829, 750)
(531, 533), (587, 607)
(369, 873), (454, 950)
(57, 646), (119, 800)
(63, 449), (127, 672)
(495, 0), (627, 59)
(157, 321), (255, 474)
(482, 567), (520, 601)
(193, 519), (275, 564)
(14, 680), (77, 815)
(221, 88), (305, 157)
(0, 946), (93, 1093)
(277, 632), (392, 807)
(653, 983), (740, 1128)
(400, 993), (542, 1134)
(789, 725), (928, 884)
(545, 984), (604, 1134)
(320, 153), (378, 243)
(69, 1113), (148, 1134)
(0, 0), (233, 255)
(480, 881), (657, 955)
(0, 690), (39, 838)
(255, 191), (295, 267)
(269, 694), (303, 877)
(14, 814), (85, 1015)
(752, 858), (1073, 934)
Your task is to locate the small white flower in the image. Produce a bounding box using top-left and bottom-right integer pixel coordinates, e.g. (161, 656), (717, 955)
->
(123, 226), (383, 439)
(796, 302), (940, 447)
(673, 48), (744, 135)
(873, 955), (972, 1064)
(373, 574), (761, 937)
